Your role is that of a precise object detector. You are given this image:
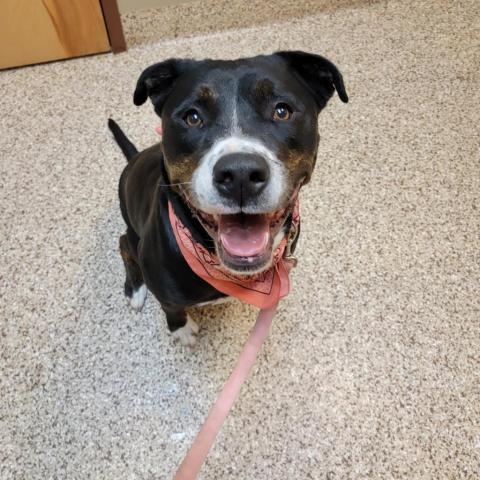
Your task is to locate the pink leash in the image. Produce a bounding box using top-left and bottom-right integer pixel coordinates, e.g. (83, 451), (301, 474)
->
(173, 303), (278, 479)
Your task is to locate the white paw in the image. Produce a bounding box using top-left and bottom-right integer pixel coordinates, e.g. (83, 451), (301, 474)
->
(172, 316), (199, 346)
(129, 284), (147, 311)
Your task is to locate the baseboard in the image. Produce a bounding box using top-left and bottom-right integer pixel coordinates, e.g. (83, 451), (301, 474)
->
(117, 0), (192, 13)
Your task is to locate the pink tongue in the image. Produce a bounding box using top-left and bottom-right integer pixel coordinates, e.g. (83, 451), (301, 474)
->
(219, 214), (270, 257)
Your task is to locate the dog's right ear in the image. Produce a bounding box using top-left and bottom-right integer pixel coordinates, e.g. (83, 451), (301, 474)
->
(133, 59), (197, 114)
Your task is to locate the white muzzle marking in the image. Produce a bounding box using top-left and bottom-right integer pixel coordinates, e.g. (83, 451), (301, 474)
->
(191, 136), (286, 214)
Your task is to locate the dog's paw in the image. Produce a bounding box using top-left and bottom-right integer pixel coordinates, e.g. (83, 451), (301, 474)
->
(129, 284), (147, 311)
(172, 316), (200, 346)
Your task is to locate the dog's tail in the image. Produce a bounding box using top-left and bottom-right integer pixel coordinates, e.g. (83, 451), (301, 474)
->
(108, 118), (138, 161)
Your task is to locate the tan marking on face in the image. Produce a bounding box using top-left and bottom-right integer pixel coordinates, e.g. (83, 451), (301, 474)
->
(254, 79), (274, 99)
(198, 86), (217, 105)
(278, 146), (316, 185)
(165, 154), (197, 185)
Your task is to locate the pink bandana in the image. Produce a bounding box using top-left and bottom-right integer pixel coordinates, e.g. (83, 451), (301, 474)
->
(168, 200), (299, 309)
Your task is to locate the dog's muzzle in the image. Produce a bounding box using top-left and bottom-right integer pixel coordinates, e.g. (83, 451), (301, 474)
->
(187, 137), (290, 272)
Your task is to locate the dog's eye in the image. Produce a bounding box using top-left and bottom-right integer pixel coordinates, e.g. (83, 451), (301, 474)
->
(273, 103), (292, 121)
(184, 109), (203, 127)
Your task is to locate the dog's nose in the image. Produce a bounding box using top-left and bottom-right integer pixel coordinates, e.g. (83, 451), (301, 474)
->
(213, 154), (270, 203)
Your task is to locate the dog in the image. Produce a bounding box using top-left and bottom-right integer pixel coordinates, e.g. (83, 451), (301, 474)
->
(108, 51), (348, 345)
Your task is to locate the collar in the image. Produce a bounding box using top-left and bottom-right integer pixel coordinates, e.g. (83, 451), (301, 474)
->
(168, 199), (299, 309)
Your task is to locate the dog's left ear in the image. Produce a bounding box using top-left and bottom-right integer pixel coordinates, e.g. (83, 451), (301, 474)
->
(133, 58), (197, 114)
(275, 51), (348, 108)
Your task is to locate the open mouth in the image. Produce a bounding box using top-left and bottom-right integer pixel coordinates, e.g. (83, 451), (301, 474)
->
(183, 197), (293, 273)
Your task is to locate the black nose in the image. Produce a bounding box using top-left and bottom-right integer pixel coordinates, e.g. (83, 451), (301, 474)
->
(213, 153), (270, 204)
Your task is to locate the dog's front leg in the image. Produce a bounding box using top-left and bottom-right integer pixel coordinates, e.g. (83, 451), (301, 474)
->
(162, 303), (199, 346)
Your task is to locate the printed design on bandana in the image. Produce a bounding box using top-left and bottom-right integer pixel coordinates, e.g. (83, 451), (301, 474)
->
(168, 199), (299, 309)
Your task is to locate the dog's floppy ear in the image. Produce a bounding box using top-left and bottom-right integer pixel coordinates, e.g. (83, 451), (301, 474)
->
(275, 51), (348, 108)
(133, 58), (197, 114)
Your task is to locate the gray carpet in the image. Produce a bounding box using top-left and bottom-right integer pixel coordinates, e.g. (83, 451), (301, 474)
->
(1, 0), (479, 478)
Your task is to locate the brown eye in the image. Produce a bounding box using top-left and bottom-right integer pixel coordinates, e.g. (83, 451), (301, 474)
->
(273, 103), (292, 121)
(184, 109), (202, 127)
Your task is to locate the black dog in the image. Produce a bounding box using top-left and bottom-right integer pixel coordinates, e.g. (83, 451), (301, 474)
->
(109, 51), (347, 345)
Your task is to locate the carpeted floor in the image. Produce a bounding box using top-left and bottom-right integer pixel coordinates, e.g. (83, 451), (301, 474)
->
(1, 0), (479, 478)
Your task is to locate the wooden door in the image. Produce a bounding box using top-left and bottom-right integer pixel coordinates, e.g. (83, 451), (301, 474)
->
(0, 0), (111, 70)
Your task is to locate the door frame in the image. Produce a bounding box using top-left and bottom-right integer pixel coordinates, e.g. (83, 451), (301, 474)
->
(100, 0), (127, 53)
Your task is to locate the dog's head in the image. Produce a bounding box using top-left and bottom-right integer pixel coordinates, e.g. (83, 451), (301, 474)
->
(134, 51), (348, 274)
